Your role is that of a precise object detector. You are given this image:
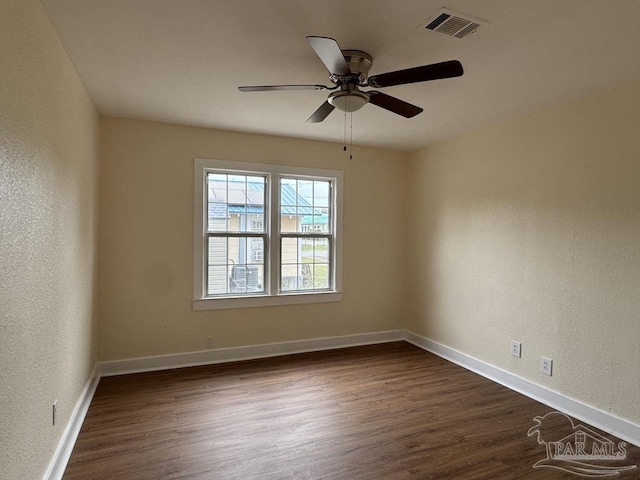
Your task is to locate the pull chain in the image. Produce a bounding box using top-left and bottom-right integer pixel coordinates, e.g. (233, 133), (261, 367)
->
(340, 100), (354, 160)
(343, 107), (347, 152)
(349, 112), (353, 160)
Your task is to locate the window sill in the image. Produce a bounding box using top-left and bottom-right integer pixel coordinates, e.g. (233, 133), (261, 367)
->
(192, 291), (342, 311)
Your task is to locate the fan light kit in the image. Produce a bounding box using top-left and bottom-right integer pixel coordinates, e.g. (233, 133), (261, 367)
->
(329, 90), (368, 112)
(238, 36), (464, 123)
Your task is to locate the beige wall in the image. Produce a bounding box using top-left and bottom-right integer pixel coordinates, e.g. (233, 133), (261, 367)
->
(407, 80), (640, 426)
(0, 0), (100, 478)
(3, 2), (639, 475)
(98, 117), (408, 361)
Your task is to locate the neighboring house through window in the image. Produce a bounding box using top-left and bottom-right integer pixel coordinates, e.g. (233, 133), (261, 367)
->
(193, 158), (343, 310)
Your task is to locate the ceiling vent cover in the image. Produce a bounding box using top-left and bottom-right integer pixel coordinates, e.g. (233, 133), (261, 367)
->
(424, 8), (486, 39)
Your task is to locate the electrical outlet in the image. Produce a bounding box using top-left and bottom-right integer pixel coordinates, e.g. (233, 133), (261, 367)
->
(205, 336), (215, 349)
(52, 400), (57, 426)
(541, 357), (553, 376)
(511, 341), (521, 358)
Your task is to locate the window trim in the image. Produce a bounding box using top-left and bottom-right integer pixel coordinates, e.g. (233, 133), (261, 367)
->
(193, 158), (343, 310)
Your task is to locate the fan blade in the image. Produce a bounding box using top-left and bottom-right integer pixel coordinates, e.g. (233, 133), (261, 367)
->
(367, 91), (423, 118)
(306, 36), (350, 76)
(368, 60), (463, 88)
(306, 101), (335, 123)
(239, 84), (330, 92)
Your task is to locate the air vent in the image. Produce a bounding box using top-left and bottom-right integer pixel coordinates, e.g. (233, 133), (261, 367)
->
(424, 8), (486, 39)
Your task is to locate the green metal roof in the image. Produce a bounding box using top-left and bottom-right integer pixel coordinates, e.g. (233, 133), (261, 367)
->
(208, 181), (321, 218)
(301, 213), (329, 225)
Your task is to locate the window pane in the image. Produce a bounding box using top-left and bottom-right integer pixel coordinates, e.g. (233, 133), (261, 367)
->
(280, 178), (297, 233)
(301, 212), (330, 234)
(280, 178), (297, 207)
(207, 173), (229, 232)
(208, 237), (228, 266)
(298, 179), (313, 204)
(207, 235), (265, 296)
(312, 264), (329, 289)
(228, 237), (240, 264)
(250, 237), (264, 263)
(229, 263), (264, 294)
(280, 237), (298, 290)
(313, 237), (329, 263)
(250, 217), (264, 232)
(280, 236), (331, 292)
(314, 180), (329, 208)
(280, 177), (331, 234)
(280, 213), (298, 234)
(207, 237), (231, 296)
(207, 172), (266, 233)
(207, 265), (229, 295)
(281, 237), (298, 263)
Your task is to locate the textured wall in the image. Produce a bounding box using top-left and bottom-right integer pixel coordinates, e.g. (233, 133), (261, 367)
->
(0, 0), (99, 478)
(98, 118), (408, 361)
(407, 80), (640, 426)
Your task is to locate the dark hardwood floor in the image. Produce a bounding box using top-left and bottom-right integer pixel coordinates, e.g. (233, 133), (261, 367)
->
(63, 342), (640, 479)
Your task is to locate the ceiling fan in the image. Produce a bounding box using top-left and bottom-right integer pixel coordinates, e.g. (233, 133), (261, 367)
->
(238, 36), (463, 123)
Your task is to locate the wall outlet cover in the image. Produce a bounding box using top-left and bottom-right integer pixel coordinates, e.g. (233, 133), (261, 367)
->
(511, 341), (522, 358)
(541, 357), (553, 376)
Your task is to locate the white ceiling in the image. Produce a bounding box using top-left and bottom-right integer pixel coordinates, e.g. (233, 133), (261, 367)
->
(41, 0), (640, 151)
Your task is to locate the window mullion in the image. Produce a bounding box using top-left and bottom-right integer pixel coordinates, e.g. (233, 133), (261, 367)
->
(269, 174), (279, 295)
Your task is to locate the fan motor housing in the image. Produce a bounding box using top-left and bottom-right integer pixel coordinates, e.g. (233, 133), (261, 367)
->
(342, 50), (372, 76)
(331, 50), (373, 86)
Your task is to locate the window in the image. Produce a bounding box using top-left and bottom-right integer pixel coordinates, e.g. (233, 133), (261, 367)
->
(206, 173), (266, 296)
(194, 159), (343, 310)
(280, 178), (332, 292)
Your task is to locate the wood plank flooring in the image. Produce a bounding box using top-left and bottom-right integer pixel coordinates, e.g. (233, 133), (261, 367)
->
(63, 342), (640, 479)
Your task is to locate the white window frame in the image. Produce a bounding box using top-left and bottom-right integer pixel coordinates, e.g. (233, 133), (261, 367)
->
(193, 158), (343, 310)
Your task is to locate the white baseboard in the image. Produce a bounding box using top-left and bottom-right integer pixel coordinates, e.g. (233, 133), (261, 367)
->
(43, 366), (100, 480)
(45, 328), (639, 480)
(98, 330), (405, 377)
(403, 330), (640, 448)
